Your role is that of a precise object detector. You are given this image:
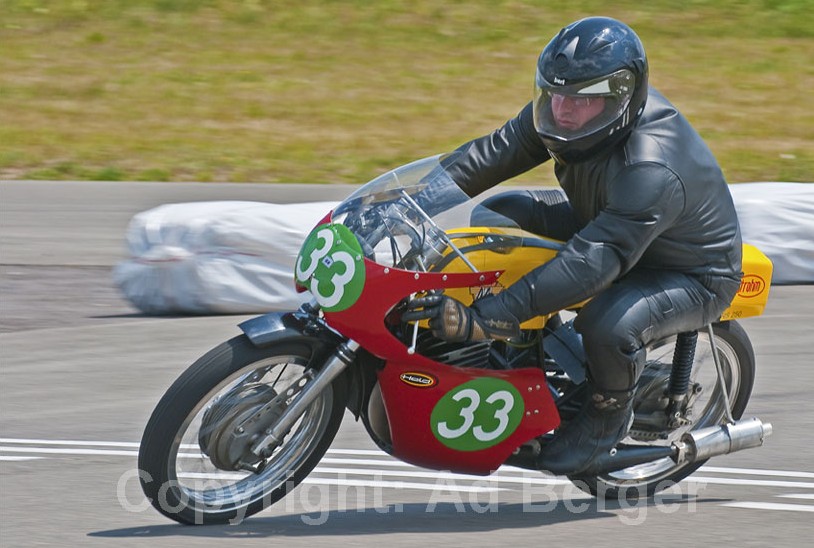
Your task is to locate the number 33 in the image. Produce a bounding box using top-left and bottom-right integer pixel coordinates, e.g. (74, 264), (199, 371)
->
(437, 388), (515, 442)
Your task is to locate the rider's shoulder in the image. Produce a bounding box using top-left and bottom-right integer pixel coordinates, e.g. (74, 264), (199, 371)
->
(621, 88), (694, 168)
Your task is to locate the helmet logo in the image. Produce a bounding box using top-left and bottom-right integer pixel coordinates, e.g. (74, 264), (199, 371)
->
(554, 76), (566, 85)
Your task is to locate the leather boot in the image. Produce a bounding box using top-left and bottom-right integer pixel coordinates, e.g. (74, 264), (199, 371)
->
(536, 388), (634, 475)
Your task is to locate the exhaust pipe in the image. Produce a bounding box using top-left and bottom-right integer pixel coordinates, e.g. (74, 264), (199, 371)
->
(576, 417), (772, 475)
(588, 445), (677, 474)
(681, 417), (772, 462)
(511, 417), (772, 475)
(507, 442), (678, 474)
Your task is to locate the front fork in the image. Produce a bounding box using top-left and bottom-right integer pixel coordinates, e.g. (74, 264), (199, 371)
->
(249, 338), (360, 457)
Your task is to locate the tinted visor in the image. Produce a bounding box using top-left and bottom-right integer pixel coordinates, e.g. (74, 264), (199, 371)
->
(533, 68), (635, 141)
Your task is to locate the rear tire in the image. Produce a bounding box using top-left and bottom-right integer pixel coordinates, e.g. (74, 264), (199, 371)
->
(138, 335), (348, 524)
(569, 321), (755, 499)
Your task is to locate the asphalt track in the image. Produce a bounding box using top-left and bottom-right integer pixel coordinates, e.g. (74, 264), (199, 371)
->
(1, 180), (812, 547)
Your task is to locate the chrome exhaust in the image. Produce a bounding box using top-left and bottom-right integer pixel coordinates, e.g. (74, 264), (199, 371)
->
(579, 417), (772, 474)
(680, 417), (773, 462)
(514, 417), (772, 475)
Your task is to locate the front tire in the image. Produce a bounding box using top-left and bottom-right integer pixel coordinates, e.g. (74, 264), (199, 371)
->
(569, 320), (755, 499)
(138, 335), (348, 525)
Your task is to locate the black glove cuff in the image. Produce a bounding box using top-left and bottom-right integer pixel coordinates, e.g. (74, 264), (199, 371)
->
(471, 294), (522, 339)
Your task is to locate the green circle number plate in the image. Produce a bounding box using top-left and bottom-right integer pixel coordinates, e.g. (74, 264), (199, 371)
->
(295, 223), (365, 312)
(430, 378), (525, 451)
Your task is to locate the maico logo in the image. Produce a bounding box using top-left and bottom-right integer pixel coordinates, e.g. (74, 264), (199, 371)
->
(737, 274), (766, 298)
(399, 372), (438, 388)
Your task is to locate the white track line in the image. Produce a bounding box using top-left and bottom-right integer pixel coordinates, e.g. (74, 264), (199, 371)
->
(0, 445), (567, 486)
(777, 494), (814, 500)
(0, 447), (415, 466)
(684, 476), (814, 489)
(176, 473), (505, 493)
(3, 438), (814, 491)
(700, 466), (814, 479)
(721, 502), (814, 513)
(310, 467), (570, 486)
(9, 437), (814, 514)
(0, 446), (139, 457)
(0, 446), (198, 458)
(319, 457), (420, 468)
(0, 438), (141, 448)
(328, 448), (401, 456)
(303, 477), (505, 493)
(6, 446), (814, 489)
(0, 438), (389, 456)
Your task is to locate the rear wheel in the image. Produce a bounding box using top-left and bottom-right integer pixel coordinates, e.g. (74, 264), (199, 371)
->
(569, 320), (755, 499)
(138, 335), (348, 524)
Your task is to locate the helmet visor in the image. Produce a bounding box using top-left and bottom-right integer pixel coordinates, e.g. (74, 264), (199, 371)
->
(533, 68), (636, 141)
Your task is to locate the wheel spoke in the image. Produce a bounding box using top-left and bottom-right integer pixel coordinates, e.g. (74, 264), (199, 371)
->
(138, 337), (347, 524)
(170, 355), (330, 510)
(269, 362), (289, 391)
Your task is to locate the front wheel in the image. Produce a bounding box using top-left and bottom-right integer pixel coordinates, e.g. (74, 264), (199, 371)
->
(569, 320), (755, 499)
(138, 335), (348, 525)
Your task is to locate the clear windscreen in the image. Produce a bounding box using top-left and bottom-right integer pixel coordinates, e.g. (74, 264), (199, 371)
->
(331, 153), (524, 272)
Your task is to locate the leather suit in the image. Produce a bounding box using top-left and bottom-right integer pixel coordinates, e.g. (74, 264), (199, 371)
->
(443, 88), (743, 391)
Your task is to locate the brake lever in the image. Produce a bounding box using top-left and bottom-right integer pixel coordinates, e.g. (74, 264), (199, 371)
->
(407, 292), (420, 355)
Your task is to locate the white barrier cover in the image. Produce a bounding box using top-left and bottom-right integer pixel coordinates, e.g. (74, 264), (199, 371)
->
(114, 183), (813, 315)
(729, 183), (814, 285)
(113, 201), (336, 314)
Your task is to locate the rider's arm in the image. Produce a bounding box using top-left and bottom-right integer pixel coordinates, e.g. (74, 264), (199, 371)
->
(480, 162), (686, 322)
(443, 102), (552, 197)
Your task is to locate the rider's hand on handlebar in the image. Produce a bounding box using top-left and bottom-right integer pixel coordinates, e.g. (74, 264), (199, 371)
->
(401, 294), (520, 343)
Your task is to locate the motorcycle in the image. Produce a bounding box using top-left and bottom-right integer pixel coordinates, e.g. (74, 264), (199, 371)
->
(138, 153), (774, 525)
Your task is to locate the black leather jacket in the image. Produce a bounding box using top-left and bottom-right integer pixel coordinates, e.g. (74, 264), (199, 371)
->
(443, 88), (742, 322)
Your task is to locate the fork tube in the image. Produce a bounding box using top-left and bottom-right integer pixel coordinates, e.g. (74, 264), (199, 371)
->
(251, 339), (360, 456)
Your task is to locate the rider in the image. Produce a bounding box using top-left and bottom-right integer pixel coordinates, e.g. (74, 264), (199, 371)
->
(402, 16), (743, 475)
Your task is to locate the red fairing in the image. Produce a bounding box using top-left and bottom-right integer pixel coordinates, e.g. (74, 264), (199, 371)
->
(323, 258), (502, 364)
(322, 258), (560, 474)
(378, 361), (559, 474)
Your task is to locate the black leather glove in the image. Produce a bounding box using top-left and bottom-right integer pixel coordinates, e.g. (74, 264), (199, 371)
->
(401, 294), (521, 343)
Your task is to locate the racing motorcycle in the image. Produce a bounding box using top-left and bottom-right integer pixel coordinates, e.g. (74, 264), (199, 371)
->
(138, 153), (774, 525)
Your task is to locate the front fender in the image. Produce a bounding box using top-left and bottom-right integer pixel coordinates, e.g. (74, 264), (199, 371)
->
(238, 310), (336, 348)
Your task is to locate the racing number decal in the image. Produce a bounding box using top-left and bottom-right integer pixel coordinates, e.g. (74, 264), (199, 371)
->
(295, 227), (333, 281)
(431, 378), (524, 451)
(295, 223), (365, 312)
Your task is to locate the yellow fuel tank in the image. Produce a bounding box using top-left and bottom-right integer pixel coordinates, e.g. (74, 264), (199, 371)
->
(433, 228), (560, 329)
(434, 228), (772, 325)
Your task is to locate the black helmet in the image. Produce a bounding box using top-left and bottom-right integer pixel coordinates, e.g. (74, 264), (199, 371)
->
(533, 17), (649, 164)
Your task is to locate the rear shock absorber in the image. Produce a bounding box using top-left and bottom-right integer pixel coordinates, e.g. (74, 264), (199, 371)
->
(666, 331), (697, 426)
